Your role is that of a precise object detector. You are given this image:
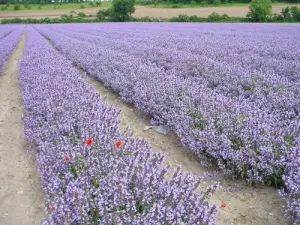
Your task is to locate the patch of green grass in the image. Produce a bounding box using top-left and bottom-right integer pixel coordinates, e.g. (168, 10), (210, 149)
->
(143, 2), (300, 8)
(2, 2), (111, 11)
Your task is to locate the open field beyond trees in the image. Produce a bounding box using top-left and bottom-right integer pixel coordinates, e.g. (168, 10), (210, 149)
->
(0, 23), (299, 225)
(0, 4), (300, 18)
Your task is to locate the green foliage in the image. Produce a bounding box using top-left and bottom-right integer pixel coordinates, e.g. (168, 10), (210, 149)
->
(96, 8), (113, 20)
(69, 165), (78, 178)
(171, 4), (182, 7)
(111, 0), (136, 21)
(136, 200), (152, 214)
(246, 0), (272, 22)
(77, 12), (86, 17)
(170, 13), (190, 21)
(13, 4), (20, 10)
(136, 0), (157, 6)
(208, 11), (221, 21)
(263, 166), (285, 188)
(213, 0), (221, 6)
(90, 176), (100, 188)
(80, 4), (85, 8)
(89, 2), (95, 7)
(269, 6), (300, 22)
(133, 16), (162, 21)
(24, 3), (31, 9)
(95, 1), (102, 6)
(169, 12), (238, 22)
(1, 5), (8, 10)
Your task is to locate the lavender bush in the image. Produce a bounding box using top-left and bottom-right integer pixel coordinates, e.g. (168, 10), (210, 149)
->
(19, 27), (218, 224)
(35, 24), (299, 181)
(0, 26), (22, 74)
(33, 23), (300, 223)
(279, 137), (300, 223)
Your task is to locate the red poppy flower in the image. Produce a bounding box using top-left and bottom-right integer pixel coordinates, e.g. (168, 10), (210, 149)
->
(86, 138), (93, 145)
(65, 155), (70, 161)
(220, 202), (226, 209)
(115, 140), (122, 147)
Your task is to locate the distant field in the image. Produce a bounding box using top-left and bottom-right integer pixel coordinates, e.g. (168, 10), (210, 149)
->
(0, 2), (110, 11)
(0, 4), (299, 19)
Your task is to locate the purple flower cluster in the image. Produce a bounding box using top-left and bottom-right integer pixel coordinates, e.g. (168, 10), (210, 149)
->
(34, 23), (300, 223)
(0, 26), (22, 74)
(19, 27), (218, 224)
(279, 137), (300, 224)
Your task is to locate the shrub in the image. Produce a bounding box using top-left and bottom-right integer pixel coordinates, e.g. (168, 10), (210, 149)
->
(13, 4), (21, 10)
(137, 0), (153, 4)
(191, 0), (197, 5)
(96, 8), (113, 20)
(95, 2), (102, 6)
(281, 6), (292, 21)
(135, 16), (162, 21)
(222, 13), (229, 19)
(89, 2), (95, 7)
(61, 14), (73, 22)
(1, 6), (8, 11)
(208, 12), (221, 21)
(290, 6), (300, 21)
(269, 6), (300, 22)
(246, 0), (272, 22)
(213, 0), (221, 6)
(77, 12), (86, 17)
(111, 0), (136, 21)
(80, 5), (85, 9)
(171, 4), (182, 8)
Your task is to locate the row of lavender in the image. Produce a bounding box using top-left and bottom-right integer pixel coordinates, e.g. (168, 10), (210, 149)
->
(19, 27), (218, 224)
(0, 26), (23, 74)
(34, 23), (300, 223)
(35, 24), (297, 182)
(49, 24), (300, 125)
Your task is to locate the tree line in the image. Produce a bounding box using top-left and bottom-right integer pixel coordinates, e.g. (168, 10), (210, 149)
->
(0, 0), (102, 4)
(1, 0), (299, 5)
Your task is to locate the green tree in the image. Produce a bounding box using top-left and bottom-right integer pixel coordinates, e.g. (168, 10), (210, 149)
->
(246, 0), (272, 22)
(112, 0), (135, 21)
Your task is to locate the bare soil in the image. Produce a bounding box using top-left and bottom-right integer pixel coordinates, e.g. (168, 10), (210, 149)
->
(0, 4), (299, 19)
(0, 32), (44, 225)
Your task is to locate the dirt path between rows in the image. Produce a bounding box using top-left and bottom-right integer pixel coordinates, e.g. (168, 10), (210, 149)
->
(0, 32), (44, 225)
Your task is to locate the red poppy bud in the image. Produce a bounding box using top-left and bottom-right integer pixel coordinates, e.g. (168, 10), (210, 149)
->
(115, 140), (122, 147)
(86, 138), (93, 145)
(220, 202), (226, 209)
(65, 155), (70, 161)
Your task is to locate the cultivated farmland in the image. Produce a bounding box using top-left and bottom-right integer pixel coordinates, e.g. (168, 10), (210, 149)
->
(0, 23), (299, 225)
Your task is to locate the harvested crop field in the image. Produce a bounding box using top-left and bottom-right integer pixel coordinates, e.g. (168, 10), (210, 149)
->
(0, 4), (300, 19)
(0, 23), (299, 225)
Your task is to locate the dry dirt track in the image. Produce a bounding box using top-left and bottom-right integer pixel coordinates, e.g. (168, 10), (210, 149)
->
(0, 32), (44, 225)
(0, 4), (299, 19)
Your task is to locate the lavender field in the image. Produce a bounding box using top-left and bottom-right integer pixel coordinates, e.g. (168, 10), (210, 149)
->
(0, 23), (299, 225)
